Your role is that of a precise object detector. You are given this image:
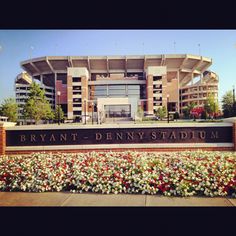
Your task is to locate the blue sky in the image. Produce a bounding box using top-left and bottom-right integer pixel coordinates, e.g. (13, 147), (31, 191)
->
(0, 30), (236, 105)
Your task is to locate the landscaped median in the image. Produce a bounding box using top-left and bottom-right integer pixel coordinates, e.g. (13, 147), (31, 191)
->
(0, 151), (235, 197)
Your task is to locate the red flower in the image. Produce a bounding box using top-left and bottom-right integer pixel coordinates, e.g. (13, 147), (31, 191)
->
(158, 184), (167, 192)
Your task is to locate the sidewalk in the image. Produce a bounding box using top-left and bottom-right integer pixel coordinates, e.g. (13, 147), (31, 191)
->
(0, 192), (235, 206)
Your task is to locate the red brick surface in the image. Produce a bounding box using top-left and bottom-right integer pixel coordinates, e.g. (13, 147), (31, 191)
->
(0, 127), (6, 155)
(56, 80), (67, 104)
(233, 122), (236, 151)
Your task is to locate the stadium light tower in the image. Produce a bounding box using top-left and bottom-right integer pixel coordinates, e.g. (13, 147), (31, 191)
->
(30, 46), (34, 60)
(0, 45), (3, 55)
(198, 43), (201, 55)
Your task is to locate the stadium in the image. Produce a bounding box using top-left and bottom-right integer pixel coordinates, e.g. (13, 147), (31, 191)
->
(16, 54), (219, 122)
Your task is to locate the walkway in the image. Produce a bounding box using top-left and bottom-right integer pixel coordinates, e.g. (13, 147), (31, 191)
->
(0, 192), (235, 206)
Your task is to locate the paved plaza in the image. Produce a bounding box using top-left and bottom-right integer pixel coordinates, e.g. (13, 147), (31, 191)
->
(0, 192), (235, 206)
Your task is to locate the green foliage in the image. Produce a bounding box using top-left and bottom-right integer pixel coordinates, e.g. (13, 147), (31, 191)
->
(204, 93), (219, 115)
(173, 112), (180, 120)
(137, 105), (144, 119)
(155, 106), (167, 120)
(201, 110), (207, 120)
(54, 105), (64, 122)
(23, 82), (54, 124)
(0, 98), (18, 122)
(182, 103), (195, 119)
(221, 90), (234, 118)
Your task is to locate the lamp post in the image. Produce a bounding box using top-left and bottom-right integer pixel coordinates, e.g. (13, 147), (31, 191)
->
(167, 94), (170, 123)
(91, 102), (94, 125)
(57, 91), (61, 125)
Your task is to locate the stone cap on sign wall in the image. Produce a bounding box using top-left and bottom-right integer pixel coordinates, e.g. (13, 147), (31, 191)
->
(222, 117), (236, 123)
(0, 122), (17, 128)
(5, 122), (233, 131)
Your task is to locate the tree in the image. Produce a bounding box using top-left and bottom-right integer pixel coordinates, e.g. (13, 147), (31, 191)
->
(156, 106), (167, 120)
(54, 105), (64, 123)
(221, 91), (234, 118)
(201, 110), (207, 120)
(173, 112), (180, 120)
(137, 105), (144, 120)
(182, 103), (195, 119)
(23, 82), (54, 124)
(190, 107), (204, 119)
(204, 94), (219, 118)
(0, 98), (18, 122)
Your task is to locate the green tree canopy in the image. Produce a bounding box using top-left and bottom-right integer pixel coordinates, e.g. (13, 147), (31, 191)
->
(54, 105), (64, 122)
(155, 106), (167, 120)
(23, 82), (54, 124)
(204, 93), (219, 116)
(0, 98), (18, 122)
(173, 112), (180, 120)
(221, 90), (234, 118)
(137, 105), (144, 119)
(201, 110), (207, 120)
(182, 102), (195, 119)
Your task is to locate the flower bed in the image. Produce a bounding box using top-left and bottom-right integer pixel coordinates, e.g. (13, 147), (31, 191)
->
(0, 151), (235, 197)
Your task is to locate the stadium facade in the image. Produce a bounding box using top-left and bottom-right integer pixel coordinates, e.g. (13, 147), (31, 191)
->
(16, 54), (219, 122)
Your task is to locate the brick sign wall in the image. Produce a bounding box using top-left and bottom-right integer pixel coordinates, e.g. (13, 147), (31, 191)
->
(6, 127), (233, 146)
(1, 123), (236, 154)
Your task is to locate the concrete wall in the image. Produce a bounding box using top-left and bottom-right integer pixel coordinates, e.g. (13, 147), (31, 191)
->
(67, 67), (89, 78)
(146, 66), (167, 76)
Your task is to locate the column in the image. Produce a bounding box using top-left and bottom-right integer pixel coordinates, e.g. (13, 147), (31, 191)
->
(81, 76), (89, 116)
(67, 75), (73, 119)
(40, 74), (43, 85)
(146, 75), (153, 115)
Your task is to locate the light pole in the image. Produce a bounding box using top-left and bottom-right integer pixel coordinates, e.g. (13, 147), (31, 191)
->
(84, 99), (87, 125)
(57, 91), (61, 125)
(91, 102), (94, 125)
(30, 46), (34, 60)
(198, 43), (201, 55)
(167, 94), (170, 123)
